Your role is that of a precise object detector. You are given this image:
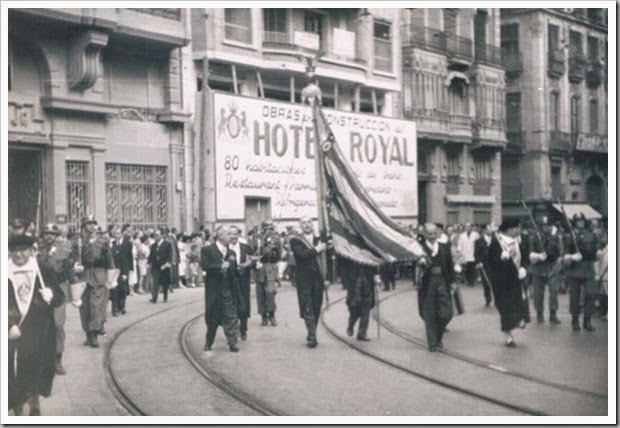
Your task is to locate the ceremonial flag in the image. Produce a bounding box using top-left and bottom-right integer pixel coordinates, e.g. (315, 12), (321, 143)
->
(314, 107), (425, 266)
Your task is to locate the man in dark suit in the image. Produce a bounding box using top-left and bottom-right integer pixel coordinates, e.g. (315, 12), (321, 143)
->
(229, 226), (255, 341)
(417, 223), (455, 352)
(148, 228), (172, 303)
(289, 217), (327, 349)
(474, 224), (494, 307)
(201, 225), (240, 352)
(110, 224), (134, 315)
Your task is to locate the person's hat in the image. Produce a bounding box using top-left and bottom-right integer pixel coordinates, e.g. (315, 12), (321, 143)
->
(498, 218), (521, 232)
(261, 221), (274, 229)
(41, 223), (60, 236)
(81, 214), (98, 227)
(9, 234), (36, 251)
(572, 212), (586, 223)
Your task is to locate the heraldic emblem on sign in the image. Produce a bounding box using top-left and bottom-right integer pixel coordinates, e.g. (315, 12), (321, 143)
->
(217, 102), (248, 140)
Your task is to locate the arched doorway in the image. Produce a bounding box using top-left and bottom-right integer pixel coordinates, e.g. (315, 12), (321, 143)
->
(585, 175), (604, 214)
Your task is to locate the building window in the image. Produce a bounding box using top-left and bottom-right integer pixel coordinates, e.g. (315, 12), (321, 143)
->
(473, 155), (492, 195)
(374, 21), (392, 72)
(551, 165), (564, 199)
(66, 161), (91, 233)
(446, 150), (461, 195)
(443, 8), (457, 34)
(501, 23), (519, 55)
(105, 163), (168, 231)
(473, 210), (491, 225)
(587, 8), (603, 23)
(224, 9), (252, 44)
(304, 11), (323, 37)
(587, 36), (599, 63)
(264, 9), (286, 33)
(548, 24), (559, 52)
(446, 211), (459, 226)
(571, 95), (580, 137)
(589, 99), (598, 134)
(506, 92), (521, 142)
(569, 30), (583, 57)
(550, 91), (560, 131)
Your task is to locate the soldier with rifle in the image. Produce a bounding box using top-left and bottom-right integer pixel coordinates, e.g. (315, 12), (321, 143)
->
(561, 211), (600, 332)
(527, 215), (563, 324)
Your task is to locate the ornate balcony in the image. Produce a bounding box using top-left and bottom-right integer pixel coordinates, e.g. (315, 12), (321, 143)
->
(586, 61), (603, 88)
(446, 32), (473, 68)
(502, 48), (523, 78)
(473, 178), (493, 196)
(547, 49), (566, 79)
(549, 130), (571, 152)
(475, 43), (502, 67)
(401, 24), (446, 53)
(568, 53), (587, 84)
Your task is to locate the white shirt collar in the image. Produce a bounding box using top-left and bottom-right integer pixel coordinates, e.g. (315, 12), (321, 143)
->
(425, 240), (439, 256)
(216, 241), (228, 256)
(230, 241), (241, 263)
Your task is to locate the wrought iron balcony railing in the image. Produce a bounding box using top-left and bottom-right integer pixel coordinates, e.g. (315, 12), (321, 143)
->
(475, 43), (502, 67)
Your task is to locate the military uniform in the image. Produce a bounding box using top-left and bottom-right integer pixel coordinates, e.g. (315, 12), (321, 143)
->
(70, 216), (115, 347)
(340, 257), (375, 341)
(528, 225), (563, 323)
(255, 228), (281, 326)
(563, 216), (599, 332)
(37, 225), (73, 374)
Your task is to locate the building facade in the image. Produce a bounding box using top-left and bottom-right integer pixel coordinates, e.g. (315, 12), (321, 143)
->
(500, 8), (608, 220)
(190, 8), (415, 233)
(8, 8), (191, 232)
(401, 8), (506, 226)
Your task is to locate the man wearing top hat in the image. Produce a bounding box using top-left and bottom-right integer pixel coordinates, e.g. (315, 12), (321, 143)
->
(37, 224), (74, 375)
(69, 215), (115, 348)
(563, 213), (600, 332)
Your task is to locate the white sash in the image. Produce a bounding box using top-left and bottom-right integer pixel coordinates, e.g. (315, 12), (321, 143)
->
(8, 257), (48, 326)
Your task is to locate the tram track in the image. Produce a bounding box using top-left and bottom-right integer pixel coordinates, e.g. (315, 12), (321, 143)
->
(372, 288), (607, 400)
(103, 288), (294, 416)
(320, 287), (607, 416)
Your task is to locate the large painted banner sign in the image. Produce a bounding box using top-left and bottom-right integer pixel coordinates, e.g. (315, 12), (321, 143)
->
(213, 92), (417, 220)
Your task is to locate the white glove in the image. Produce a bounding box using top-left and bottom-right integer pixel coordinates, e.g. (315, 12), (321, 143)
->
(539, 253), (547, 262)
(40, 288), (53, 304)
(73, 262), (84, 273)
(454, 264), (462, 273)
(529, 253), (540, 263)
(8, 325), (21, 340)
(563, 254), (573, 263)
(256, 262), (263, 270)
(572, 253), (583, 262)
(518, 267), (527, 280)
(501, 251), (510, 261)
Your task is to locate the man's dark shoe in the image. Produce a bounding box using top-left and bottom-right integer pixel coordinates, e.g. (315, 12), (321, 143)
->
(583, 317), (596, 332)
(241, 332), (247, 341)
(346, 325), (354, 337)
(505, 340), (517, 348)
(204, 343), (212, 352)
(29, 406), (41, 416)
(149, 299), (156, 303)
(229, 345), (240, 353)
(269, 317), (278, 327)
(549, 312), (561, 324)
(112, 311), (118, 317)
(261, 317), (268, 326)
(357, 335), (371, 342)
(89, 333), (99, 348)
(55, 361), (66, 375)
(437, 342), (444, 349)
(121, 309), (126, 315)
(537, 312), (544, 323)
(429, 345), (438, 352)
(572, 316), (581, 332)
(306, 340), (318, 349)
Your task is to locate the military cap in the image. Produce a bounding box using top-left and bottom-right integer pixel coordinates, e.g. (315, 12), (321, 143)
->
(9, 234), (36, 251)
(81, 214), (98, 227)
(41, 223), (60, 236)
(499, 218), (521, 232)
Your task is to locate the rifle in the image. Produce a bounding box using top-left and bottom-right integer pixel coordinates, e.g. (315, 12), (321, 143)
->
(556, 198), (581, 256)
(521, 200), (545, 256)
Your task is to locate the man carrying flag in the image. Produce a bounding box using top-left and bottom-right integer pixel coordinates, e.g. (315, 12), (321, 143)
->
(299, 65), (426, 347)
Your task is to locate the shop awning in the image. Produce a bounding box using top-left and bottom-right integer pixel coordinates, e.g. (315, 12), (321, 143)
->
(552, 203), (602, 220)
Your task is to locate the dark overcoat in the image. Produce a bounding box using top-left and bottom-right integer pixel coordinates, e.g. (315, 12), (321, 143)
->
(487, 237), (530, 331)
(290, 235), (324, 319)
(417, 242), (455, 320)
(201, 243), (239, 327)
(8, 264), (65, 409)
(235, 242), (254, 319)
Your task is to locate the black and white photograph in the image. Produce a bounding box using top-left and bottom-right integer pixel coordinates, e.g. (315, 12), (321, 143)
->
(1, 2), (615, 424)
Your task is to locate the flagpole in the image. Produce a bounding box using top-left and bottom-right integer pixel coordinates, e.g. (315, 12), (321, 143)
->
(302, 54), (330, 304)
